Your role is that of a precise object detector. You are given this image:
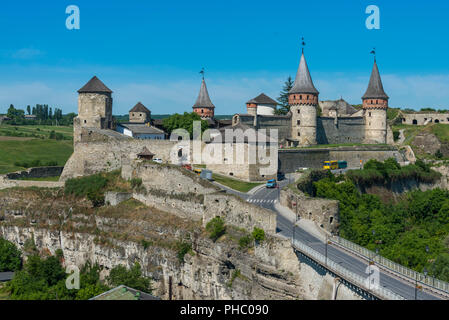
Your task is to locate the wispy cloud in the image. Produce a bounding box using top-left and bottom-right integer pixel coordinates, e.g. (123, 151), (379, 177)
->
(10, 48), (43, 60)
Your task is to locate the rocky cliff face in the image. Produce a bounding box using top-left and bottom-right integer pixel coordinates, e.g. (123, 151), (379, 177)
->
(0, 187), (361, 300)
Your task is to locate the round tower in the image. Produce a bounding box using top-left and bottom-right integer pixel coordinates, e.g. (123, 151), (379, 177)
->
(74, 76), (113, 143)
(362, 59), (389, 144)
(289, 49), (319, 146)
(192, 78), (215, 119)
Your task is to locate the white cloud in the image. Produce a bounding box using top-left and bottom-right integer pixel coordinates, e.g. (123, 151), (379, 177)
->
(11, 48), (43, 60)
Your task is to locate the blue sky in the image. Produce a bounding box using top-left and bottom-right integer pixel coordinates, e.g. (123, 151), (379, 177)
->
(1, 0), (449, 115)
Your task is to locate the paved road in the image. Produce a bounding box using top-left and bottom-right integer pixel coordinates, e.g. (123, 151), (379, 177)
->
(218, 175), (442, 300)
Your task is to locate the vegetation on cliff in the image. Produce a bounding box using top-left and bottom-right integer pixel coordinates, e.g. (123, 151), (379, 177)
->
(0, 238), (153, 300)
(0, 238), (22, 272)
(312, 175), (449, 281)
(346, 158), (441, 187)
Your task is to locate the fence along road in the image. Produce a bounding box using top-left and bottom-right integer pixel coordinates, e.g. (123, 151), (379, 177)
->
(332, 236), (449, 297)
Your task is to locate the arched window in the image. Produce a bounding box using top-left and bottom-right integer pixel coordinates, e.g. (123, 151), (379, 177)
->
(297, 120), (300, 125)
(299, 95), (302, 100)
(412, 119), (418, 125)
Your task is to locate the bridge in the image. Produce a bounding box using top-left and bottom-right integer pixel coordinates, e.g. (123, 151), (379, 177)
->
(215, 175), (449, 300)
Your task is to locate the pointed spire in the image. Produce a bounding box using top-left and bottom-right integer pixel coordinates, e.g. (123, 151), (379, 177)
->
(78, 76), (112, 93)
(289, 51), (319, 95)
(193, 78), (215, 109)
(362, 60), (389, 100)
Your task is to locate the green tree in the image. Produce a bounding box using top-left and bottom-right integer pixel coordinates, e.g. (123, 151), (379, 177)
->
(205, 216), (226, 242)
(162, 112), (208, 139)
(107, 262), (152, 293)
(275, 76), (294, 115)
(0, 238), (22, 271)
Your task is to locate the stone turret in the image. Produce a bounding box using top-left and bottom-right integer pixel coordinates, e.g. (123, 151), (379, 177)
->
(289, 50), (319, 146)
(192, 78), (215, 119)
(129, 102), (151, 123)
(246, 93), (278, 116)
(362, 59), (389, 144)
(74, 76), (113, 143)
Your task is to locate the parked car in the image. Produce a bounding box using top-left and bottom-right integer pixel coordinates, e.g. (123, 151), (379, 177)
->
(153, 158), (163, 164)
(193, 168), (202, 175)
(182, 164), (192, 170)
(200, 169), (213, 181)
(266, 179), (277, 188)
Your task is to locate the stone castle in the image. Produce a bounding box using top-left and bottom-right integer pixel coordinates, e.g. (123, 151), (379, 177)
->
(229, 49), (394, 147)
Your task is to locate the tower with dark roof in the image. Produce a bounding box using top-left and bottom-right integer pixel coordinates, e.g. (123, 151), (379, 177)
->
(246, 93), (278, 116)
(288, 48), (319, 146)
(74, 76), (113, 143)
(192, 78), (215, 119)
(362, 59), (389, 144)
(129, 102), (151, 123)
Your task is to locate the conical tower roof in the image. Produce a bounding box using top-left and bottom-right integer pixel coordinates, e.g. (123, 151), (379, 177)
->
(130, 102), (150, 113)
(362, 60), (389, 100)
(78, 76), (112, 93)
(193, 79), (215, 109)
(289, 52), (319, 95)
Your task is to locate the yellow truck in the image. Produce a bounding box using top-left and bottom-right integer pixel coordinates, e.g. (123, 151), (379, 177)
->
(323, 160), (338, 170)
(323, 160), (348, 170)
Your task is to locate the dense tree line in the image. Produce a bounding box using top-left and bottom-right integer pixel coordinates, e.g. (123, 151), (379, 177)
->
(0, 238), (152, 300)
(4, 104), (75, 126)
(309, 163), (449, 281)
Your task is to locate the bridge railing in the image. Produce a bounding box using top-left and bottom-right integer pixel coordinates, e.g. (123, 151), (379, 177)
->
(292, 238), (406, 300)
(332, 236), (449, 295)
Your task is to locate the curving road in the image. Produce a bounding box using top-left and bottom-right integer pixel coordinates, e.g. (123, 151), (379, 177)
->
(215, 175), (444, 300)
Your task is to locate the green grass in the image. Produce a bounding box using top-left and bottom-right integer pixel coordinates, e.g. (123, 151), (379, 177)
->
(17, 176), (61, 181)
(430, 124), (449, 143)
(212, 173), (262, 193)
(0, 138), (73, 174)
(0, 124), (73, 140)
(392, 124), (423, 145)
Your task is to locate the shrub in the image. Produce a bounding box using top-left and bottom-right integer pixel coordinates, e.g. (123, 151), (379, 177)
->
(87, 191), (105, 207)
(176, 241), (192, 263)
(140, 239), (152, 250)
(435, 150), (444, 159)
(130, 178), (142, 189)
(252, 227), (265, 243)
(206, 216), (226, 242)
(65, 173), (109, 197)
(0, 238), (22, 272)
(393, 130), (400, 141)
(107, 262), (152, 294)
(238, 235), (252, 249)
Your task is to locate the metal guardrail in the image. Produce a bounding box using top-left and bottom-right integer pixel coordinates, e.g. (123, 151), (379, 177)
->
(332, 236), (449, 295)
(292, 238), (406, 300)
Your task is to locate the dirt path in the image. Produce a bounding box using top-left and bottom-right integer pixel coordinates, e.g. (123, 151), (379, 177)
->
(0, 136), (35, 141)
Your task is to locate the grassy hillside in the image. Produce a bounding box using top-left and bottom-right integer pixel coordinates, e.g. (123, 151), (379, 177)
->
(0, 125), (73, 174)
(393, 123), (449, 159)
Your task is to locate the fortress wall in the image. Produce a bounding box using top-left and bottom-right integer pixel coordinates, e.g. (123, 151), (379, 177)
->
(280, 189), (339, 234)
(257, 116), (291, 142)
(317, 117), (365, 145)
(6, 166), (64, 180)
(279, 146), (404, 172)
(127, 161), (219, 195)
(61, 129), (183, 180)
(402, 113), (449, 125)
(279, 149), (329, 172)
(203, 193), (277, 234)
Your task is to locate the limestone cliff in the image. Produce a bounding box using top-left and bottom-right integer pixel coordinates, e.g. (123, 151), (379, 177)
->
(0, 187), (361, 300)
